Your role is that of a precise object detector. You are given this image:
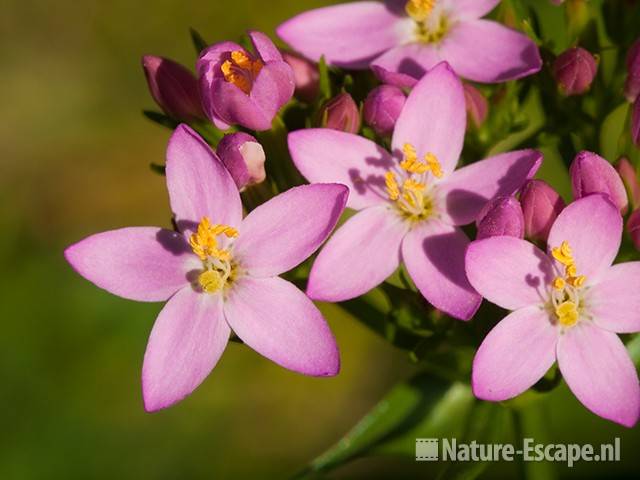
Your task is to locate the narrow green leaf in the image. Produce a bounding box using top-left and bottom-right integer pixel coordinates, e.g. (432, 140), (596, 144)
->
(142, 110), (179, 129)
(189, 27), (208, 55)
(318, 56), (331, 101)
(600, 103), (630, 161)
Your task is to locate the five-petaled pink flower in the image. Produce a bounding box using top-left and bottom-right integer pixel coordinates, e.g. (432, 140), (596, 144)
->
(467, 195), (640, 427)
(65, 125), (348, 412)
(289, 62), (542, 320)
(277, 0), (541, 83)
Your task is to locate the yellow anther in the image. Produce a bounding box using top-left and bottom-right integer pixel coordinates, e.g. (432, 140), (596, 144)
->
(405, 0), (436, 22)
(425, 152), (443, 178)
(221, 50), (264, 94)
(402, 178), (425, 193)
(189, 217), (238, 261)
(552, 241), (574, 266)
(565, 264), (577, 278)
(198, 270), (224, 293)
(555, 301), (579, 327)
(385, 172), (400, 200)
(568, 275), (586, 287)
(553, 277), (566, 290)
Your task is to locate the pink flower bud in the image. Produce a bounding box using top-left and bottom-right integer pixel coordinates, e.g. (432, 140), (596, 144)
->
(520, 179), (566, 242)
(624, 39), (640, 102)
(476, 196), (524, 240)
(320, 93), (361, 134)
(142, 55), (205, 122)
(552, 47), (598, 96)
(632, 96), (640, 147)
(627, 209), (640, 251)
(363, 85), (406, 136)
(216, 132), (266, 190)
(616, 157), (640, 210)
(463, 83), (488, 129)
(281, 51), (320, 103)
(570, 151), (629, 214)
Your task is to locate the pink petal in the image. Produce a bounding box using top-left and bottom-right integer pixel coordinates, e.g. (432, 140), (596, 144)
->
(446, 0), (501, 20)
(472, 306), (558, 401)
(233, 184), (348, 278)
(557, 322), (640, 427)
(276, 2), (407, 69)
(166, 125), (242, 233)
(588, 262), (640, 333)
(439, 149), (542, 225)
(289, 129), (393, 210)
(371, 43), (442, 81)
(250, 61), (295, 124)
(224, 276), (339, 376)
(465, 236), (553, 310)
(441, 20), (542, 83)
(547, 195), (622, 282)
(65, 227), (193, 302)
(402, 220), (482, 320)
(142, 288), (230, 412)
(248, 30), (283, 62)
(392, 62), (465, 178)
(307, 206), (407, 302)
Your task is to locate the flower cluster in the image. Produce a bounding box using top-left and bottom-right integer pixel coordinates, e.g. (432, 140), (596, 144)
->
(67, 0), (640, 436)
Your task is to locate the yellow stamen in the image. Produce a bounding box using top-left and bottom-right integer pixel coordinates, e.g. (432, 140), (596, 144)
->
(220, 50), (263, 94)
(565, 264), (577, 278)
(189, 217), (238, 262)
(551, 240), (573, 266)
(555, 301), (579, 327)
(553, 277), (566, 290)
(425, 153), (443, 178)
(568, 275), (586, 287)
(405, 0), (435, 22)
(385, 172), (400, 200)
(399, 143), (443, 178)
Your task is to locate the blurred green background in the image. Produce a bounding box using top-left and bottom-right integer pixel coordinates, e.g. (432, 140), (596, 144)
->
(1, 0), (639, 478)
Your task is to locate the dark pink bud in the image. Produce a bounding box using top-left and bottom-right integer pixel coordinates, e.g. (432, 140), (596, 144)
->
(463, 83), (488, 129)
(624, 39), (640, 102)
(142, 55), (205, 122)
(281, 51), (320, 103)
(627, 210), (640, 251)
(216, 132), (266, 190)
(570, 151), (629, 214)
(616, 157), (640, 210)
(632, 97), (640, 146)
(321, 93), (360, 134)
(363, 85), (406, 136)
(552, 47), (598, 96)
(476, 196), (524, 240)
(520, 179), (566, 242)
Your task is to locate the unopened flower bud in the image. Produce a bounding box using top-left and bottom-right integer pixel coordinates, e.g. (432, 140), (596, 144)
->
(363, 85), (405, 136)
(142, 55), (205, 122)
(520, 179), (566, 242)
(476, 196), (524, 240)
(624, 39), (640, 102)
(552, 47), (597, 96)
(463, 83), (488, 129)
(627, 210), (640, 251)
(281, 51), (320, 103)
(216, 132), (266, 190)
(320, 93), (361, 134)
(632, 97), (640, 147)
(570, 151), (628, 214)
(616, 157), (640, 210)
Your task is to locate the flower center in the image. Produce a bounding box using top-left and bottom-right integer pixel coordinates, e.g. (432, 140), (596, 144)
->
(405, 0), (449, 44)
(385, 143), (442, 221)
(220, 51), (264, 95)
(189, 217), (239, 293)
(550, 240), (587, 328)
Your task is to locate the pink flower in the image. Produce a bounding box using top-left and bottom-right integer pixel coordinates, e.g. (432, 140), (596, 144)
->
(65, 125), (347, 412)
(467, 195), (640, 427)
(289, 63), (541, 320)
(197, 31), (295, 131)
(277, 0), (541, 83)
(570, 151), (628, 214)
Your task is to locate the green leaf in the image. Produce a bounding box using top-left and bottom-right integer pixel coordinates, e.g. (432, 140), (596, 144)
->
(142, 110), (179, 129)
(626, 333), (640, 365)
(317, 56), (331, 101)
(600, 103), (630, 161)
(189, 27), (208, 55)
(295, 374), (473, 477)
